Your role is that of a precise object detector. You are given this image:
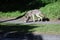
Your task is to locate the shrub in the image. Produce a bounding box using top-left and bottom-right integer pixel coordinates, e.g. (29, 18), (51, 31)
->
(0, 11), (23, 18)
(40, 2), (60, 19)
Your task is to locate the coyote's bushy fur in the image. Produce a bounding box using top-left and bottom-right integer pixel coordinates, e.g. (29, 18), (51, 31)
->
(25, 9), (45, 22)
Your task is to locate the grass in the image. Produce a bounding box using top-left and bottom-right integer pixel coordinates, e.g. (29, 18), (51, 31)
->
(0, 11), (25, 18)
(40, 2), (60, 20)
(0, 23), (60, 34)
(32, 24), (60, 34)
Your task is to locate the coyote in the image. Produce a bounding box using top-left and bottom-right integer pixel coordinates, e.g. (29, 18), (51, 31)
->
(25, 9), (45, 22)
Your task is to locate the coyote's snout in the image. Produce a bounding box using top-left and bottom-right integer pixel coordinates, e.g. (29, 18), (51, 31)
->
(25, 9), (45, 22)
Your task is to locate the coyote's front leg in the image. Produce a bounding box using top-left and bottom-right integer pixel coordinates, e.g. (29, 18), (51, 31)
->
(32, 14), (35, 22)
(26, 17), (31, 23)
(35, 13), (43, 21)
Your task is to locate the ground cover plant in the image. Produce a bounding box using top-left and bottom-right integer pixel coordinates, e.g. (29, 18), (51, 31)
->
(40, 2), (60, 20)
(0, 23), (60, 34)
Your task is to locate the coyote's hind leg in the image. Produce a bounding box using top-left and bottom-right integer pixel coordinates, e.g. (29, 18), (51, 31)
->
(35, 14), (43, 21)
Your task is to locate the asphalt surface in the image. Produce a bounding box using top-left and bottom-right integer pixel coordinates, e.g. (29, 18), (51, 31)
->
(0, 32), (60, 40)
(33, 33), (60, 40)
(0, 18), (60, 40)
(42, 34), (60, 40)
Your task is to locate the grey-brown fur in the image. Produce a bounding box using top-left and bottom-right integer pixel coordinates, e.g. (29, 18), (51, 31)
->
(25, 9), (45, 22)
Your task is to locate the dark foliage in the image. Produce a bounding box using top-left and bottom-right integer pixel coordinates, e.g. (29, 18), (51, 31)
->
(0, 24), (43, 40)
(0, 0), (46, 12)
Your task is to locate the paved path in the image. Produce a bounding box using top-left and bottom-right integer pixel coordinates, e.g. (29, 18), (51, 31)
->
(0, 32), (60, 40)
(0, 18), (60, 40)
(0, 18), (60, 24)
(42, 34), (60, 40)
(33, 32), (60, 40)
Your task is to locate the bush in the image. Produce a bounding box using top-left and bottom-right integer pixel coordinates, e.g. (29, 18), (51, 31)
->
(40, 2), (60, 19)
(0, 11), (24, 18)
(37, 0), (57, 3)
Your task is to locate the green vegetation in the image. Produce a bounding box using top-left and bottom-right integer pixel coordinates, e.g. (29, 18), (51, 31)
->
(0, 1), (60, 20)
(0, 23), (60, 34)
(39, 0), (56, 3)
(40, 2), (60, 19)
(32, 24), (60, 34)
(0, 11), (25, 18)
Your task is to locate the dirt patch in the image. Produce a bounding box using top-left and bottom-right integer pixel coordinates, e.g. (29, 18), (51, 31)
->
(50, 19), (60, 22)
(0, 17), (60, 22)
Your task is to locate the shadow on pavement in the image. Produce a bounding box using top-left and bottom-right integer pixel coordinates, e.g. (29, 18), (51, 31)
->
(0, 24), (43, 40)
(2, 32), (43, 40)
(0, 19), (17, 23)
(0, 13), (25, 23)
